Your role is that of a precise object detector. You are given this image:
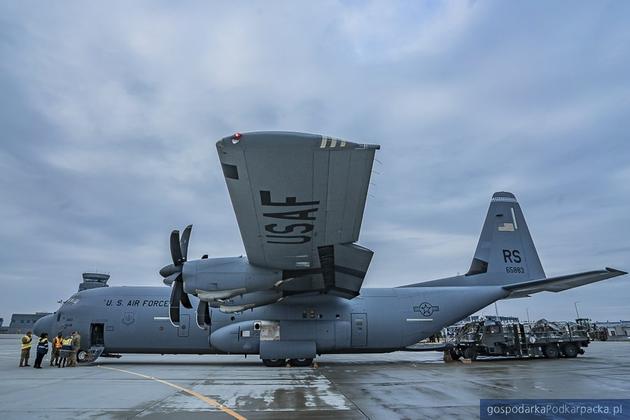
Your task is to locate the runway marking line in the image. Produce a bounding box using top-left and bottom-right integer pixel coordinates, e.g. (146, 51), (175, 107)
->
(98, 365), (246, 420)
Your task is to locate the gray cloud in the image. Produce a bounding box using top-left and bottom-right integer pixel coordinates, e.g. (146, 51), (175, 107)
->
(0, 1), (628, 324)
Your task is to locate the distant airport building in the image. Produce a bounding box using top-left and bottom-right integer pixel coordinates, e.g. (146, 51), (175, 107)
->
(4, 312), (52, 334)
(595, 321), (630, 338)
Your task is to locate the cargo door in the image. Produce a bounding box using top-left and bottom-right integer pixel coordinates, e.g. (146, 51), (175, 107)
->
(178, 314), (190, 337)
(351, 313), (367, 347)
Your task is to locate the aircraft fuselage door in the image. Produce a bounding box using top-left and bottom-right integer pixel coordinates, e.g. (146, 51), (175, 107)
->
(90, 323), (105, 347)
(351, 313), (367, 347)
(178, 314), (190, 337)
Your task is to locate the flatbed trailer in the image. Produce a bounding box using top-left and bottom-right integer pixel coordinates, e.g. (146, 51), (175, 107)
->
(449, 319), (590, 360)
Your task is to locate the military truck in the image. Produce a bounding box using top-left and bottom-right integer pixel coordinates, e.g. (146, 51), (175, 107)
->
(576, 318), (609, 341)
(449, 318), (590, 360)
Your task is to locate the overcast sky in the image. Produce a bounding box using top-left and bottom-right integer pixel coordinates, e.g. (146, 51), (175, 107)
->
(1, 1), (629, 325)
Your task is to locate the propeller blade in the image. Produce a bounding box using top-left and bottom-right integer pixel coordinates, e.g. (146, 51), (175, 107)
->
(163, 272), (180, 286)
(169, 281), (183, 326)
(196, 300), (211, 329)
(180, 288), (193, 309)
(180, 225), (192, 262)
(170, 230), (183, 265)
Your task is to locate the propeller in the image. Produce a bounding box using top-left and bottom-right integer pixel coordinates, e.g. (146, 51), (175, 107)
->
(159, 225), (193, 326)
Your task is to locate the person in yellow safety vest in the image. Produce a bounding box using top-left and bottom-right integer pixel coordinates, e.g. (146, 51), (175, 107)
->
(50, 333), (63, 367)
(19, 331), (33, 367)
(59, 336), (73, 368)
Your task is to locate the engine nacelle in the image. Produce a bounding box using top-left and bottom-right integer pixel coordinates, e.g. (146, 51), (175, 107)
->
(208, 290), (283, 313)
(182, 256), (282, 299)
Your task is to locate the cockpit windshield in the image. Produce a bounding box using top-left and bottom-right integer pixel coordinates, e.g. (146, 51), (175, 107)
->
(65, 294), (80, 305)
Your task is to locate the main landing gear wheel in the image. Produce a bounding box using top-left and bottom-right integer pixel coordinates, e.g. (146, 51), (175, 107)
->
(262, 358), (286, 367)
(289, 358), (313, 367)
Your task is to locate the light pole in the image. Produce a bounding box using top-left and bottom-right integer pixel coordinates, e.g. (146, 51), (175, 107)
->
(526, 307), (531, 323)
(574, 301), (581, 319)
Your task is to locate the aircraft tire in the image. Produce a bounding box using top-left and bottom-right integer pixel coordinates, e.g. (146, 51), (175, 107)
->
(289, 358), (313, 367)
(561, 344), (579, 358)
(77, 350), (89, 364)
(543, 345), (559, 359)
(262, 358), (286, 367)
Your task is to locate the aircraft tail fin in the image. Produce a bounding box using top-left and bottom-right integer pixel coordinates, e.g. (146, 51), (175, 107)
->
(400, 192), (626, 291)
(466, 192), (545, 283)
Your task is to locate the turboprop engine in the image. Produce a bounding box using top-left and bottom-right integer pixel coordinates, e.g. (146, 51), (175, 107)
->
(159, 225), (286, 329)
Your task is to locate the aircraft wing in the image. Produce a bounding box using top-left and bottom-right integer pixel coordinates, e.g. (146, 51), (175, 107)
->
(216, 132), (379, 298)
(503, 267), (627, 298)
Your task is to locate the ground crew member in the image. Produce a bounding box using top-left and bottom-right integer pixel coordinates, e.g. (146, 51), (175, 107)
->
(59, 335), (73, 368)
(19, 331), (33, 367)
(34, 333), (49, 369)
(51, 333), (63, 367)
(68, 331), (81, 367)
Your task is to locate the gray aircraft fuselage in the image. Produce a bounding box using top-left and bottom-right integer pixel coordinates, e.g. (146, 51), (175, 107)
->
(35, 283), (506, 356)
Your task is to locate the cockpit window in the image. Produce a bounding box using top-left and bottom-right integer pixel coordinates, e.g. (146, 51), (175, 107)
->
(65, 294), (80, 305)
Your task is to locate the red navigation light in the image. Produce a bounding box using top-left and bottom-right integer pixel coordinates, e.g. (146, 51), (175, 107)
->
(231, 132), (242, 144)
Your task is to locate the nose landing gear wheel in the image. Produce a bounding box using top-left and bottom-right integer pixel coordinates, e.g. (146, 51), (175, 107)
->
(77, 350), (88, 364)
(262, 358), (286, 367)
(289, 358), (313, 367)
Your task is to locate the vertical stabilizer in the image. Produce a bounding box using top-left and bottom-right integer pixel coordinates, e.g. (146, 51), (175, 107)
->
(466, 192), (545, 283)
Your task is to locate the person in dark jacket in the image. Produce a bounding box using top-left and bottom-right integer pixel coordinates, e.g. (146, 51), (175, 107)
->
(34, 333), (49, 369)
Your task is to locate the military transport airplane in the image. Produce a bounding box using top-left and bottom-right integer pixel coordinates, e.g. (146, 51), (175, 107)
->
(34, 132), (626, 367)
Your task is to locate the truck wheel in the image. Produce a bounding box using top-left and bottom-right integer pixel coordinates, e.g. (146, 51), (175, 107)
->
(562, 344), (579, 358)
(289, 358), (313, 367)
(77, 350), (89, 363)
(543, 345), (559, 359)
(463, 347), (477, 360)
(262, 358), (286, 367)
(449, 349), (461, 361)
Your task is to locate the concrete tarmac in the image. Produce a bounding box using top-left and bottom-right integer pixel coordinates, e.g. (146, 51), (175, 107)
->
(0, 335), (629, 419)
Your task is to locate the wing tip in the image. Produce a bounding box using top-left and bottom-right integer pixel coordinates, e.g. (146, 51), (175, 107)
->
(605, 267), (628, 276)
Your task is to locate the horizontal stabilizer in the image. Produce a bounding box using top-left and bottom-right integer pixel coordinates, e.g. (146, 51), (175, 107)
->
(503, 267), (627, 298)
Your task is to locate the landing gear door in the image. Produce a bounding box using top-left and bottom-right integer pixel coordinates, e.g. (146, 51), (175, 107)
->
(178, 314), (190, 338)
(351, 313), (367, 347)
